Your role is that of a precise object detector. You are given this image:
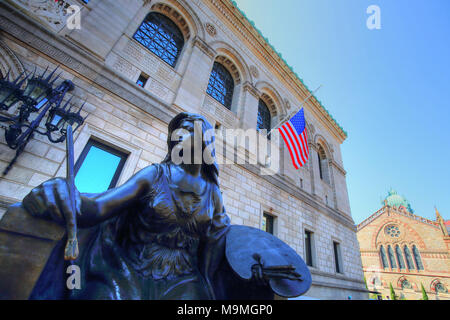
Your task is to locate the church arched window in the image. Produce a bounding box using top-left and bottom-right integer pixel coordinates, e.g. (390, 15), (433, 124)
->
(133, 12), (185, 67)
(395, 245), (406, 269)
(401, 278), (412, 290)
(380, 245), (389, 269)
(403, 245), (415, 270)
(387, 245), (397, 269)
(206, 62), (234, 110)
(435, 282), (447, 293)
(257, 99), (271, 133)
(412, 245), (424, 270)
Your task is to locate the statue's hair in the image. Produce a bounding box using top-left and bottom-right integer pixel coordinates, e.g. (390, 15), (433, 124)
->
(162, 112), (219, 186)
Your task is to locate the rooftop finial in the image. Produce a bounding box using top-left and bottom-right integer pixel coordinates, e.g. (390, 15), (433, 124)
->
(435, 206), (442, 220)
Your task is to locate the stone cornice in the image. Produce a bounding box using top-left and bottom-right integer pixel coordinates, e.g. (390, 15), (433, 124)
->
(209, 0), (348, 143)
(192, 35), (216, 59)
(357, 205), (441, 232)
(330, 159), (347, 176)
(242, 81), (260, 99)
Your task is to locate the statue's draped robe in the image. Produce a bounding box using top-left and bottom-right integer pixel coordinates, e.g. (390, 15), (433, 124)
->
(30, 163), (240, 299)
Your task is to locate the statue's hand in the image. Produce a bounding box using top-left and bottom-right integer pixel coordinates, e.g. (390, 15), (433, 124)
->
(22, 178), (81, 225)
(251, 253), (302, 286)
(252, 264), (302, 285)
(251, 263), (268, 286)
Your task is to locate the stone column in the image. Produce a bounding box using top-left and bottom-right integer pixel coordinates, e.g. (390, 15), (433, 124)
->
(238, 82), (260, 130)
(173, 37), (216, 114)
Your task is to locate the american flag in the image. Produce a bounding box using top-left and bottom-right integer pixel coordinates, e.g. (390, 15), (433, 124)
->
(278, 108), (309, 169)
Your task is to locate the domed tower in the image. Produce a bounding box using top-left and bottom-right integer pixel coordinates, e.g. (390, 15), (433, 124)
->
(383, 189), (414, 213)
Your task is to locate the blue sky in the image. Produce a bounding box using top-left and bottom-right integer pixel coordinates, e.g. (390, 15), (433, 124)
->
(75, 146), (122, 193)
(234, 0), (450, 224)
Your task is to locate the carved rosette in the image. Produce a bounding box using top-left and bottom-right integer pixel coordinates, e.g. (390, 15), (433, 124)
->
(12, 0), (77, 32)
(250, 65), (259, 79)
(205, 23), (217, 37)
(284, 99), (291, 110)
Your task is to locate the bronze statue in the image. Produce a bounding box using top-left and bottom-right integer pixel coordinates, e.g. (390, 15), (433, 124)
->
(8, 112), (310, 300)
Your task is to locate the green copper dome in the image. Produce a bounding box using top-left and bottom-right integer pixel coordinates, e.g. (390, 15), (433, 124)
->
(383, 189), (414, 213)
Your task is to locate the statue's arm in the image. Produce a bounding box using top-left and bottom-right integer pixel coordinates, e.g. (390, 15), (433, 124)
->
(77, 165), (158, 227)
(198, 185), (231, 299)
(22, 165), (159, 228)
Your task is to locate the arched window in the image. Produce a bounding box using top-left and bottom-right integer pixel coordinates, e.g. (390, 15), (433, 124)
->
(380, 245), (389, 268)
(317, 145), (330, 184)
(412, 245), (424, 270)
(387, 245), (397, 269)
(434, 281), (447, 293)
(133, 12), (184, 67)
(401, 278), (412, 290)
(403, 245), (415, 270)
(395, 245), (406, 269)
(257, 99), (271, 133)
(206, 62), (234, 110)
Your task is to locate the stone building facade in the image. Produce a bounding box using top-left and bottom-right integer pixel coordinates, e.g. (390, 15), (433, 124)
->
(357, 190), (450, 300)
(0, 0), (366, 299)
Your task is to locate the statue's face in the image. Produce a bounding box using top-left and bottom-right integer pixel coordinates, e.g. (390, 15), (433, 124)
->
(172, 119), (197, 147)
(170, 119), (205, 164)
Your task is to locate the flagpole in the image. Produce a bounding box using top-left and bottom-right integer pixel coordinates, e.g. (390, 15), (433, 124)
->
(267, 85), (323, 138)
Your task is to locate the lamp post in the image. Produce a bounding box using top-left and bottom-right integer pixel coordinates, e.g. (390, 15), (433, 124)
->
(0, 67), (86, 175)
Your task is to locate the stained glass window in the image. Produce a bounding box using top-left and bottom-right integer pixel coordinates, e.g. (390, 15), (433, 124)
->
(387, 245), (397, 269)
(257, 99), (271, 133)
(395, 245), (406, 269)
(404, 246), (415, 270)
(133, 12), (184, 67)
(385, 225), (400, 237)
(401, 279), (412, 289)
(206, 62), (234, 109)
(435, 282), (447, 293)
(412, 245), (424, 270)
(380, 245), (389, 268)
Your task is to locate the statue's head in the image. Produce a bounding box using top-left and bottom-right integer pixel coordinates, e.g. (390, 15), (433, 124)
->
(163, 112), (219, 186)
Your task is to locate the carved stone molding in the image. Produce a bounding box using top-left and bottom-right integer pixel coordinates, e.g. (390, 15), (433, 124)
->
(242, 81), (260, 99)
(249, 65), (259, 79)
(260, 92), (278, 116)
(0, 40), (25, 80)
(205, 22), (217, 37)
(192, 36), (216, 59)
(7, 0), (78, 32)
(150, 2), (191, 40)
(215, 55), (241, 84)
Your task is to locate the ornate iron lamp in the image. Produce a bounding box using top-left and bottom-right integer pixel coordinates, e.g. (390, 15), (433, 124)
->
(0, 67), (86, 175)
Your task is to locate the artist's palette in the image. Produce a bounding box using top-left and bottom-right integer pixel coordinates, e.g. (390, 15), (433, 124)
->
(225, 225), (312, 298)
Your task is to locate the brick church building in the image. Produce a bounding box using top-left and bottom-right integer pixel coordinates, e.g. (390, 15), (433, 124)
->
(357, 190), (450, 300)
